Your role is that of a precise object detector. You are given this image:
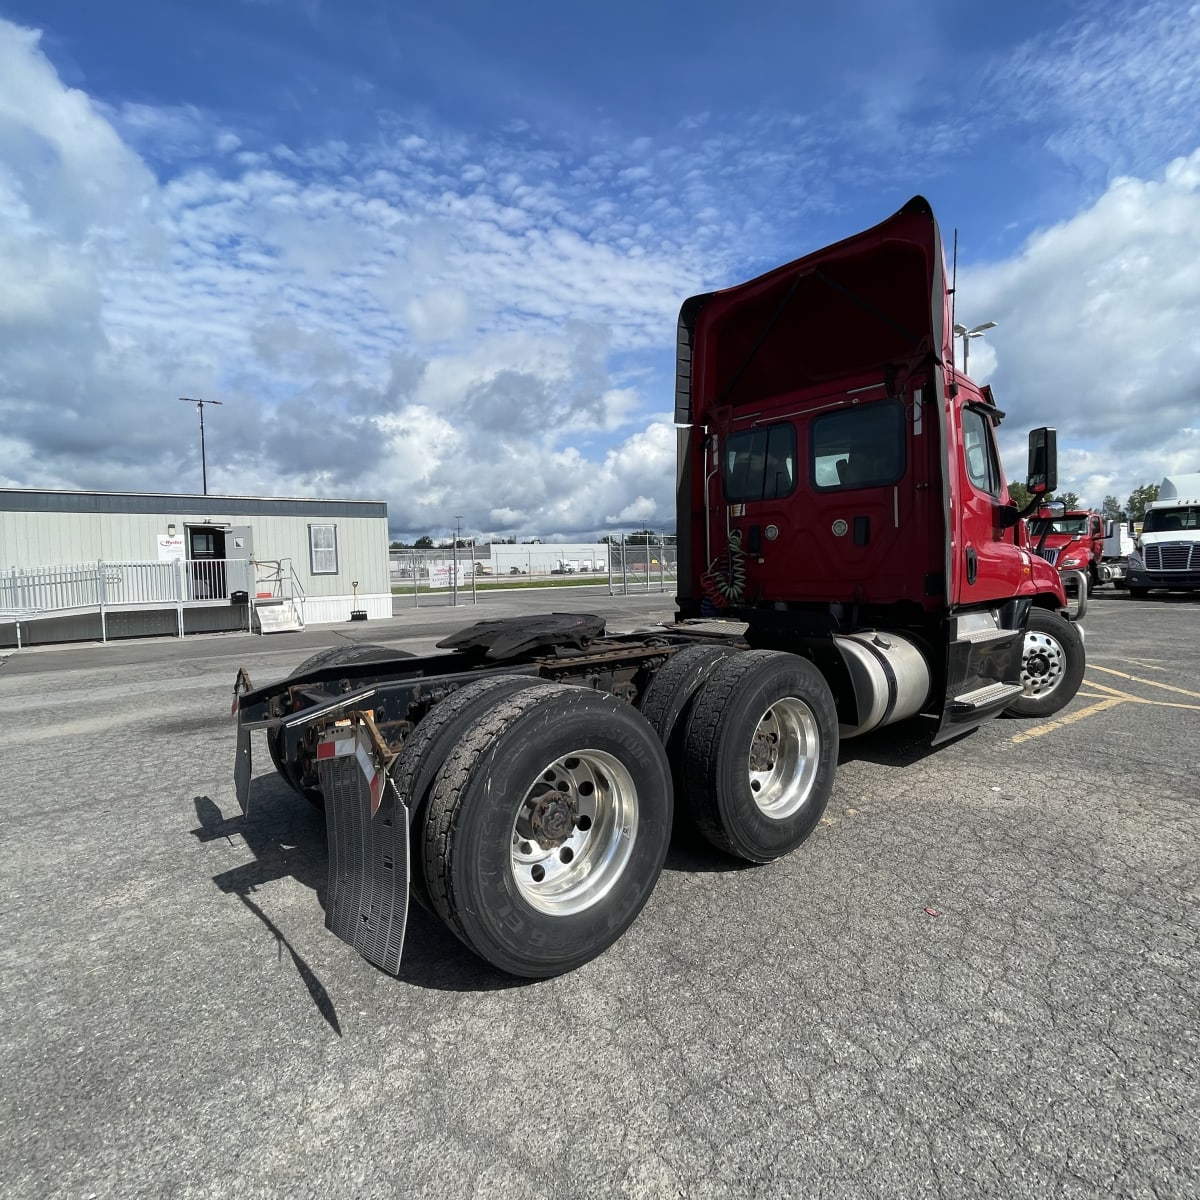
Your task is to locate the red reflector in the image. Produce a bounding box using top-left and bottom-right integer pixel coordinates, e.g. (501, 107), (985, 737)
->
(315, 740), (336, 760)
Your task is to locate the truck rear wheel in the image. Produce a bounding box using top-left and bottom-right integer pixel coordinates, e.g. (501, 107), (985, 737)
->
(682, 650), (838, 863)
(639, 643), (739, 788)
(1004, 607), (1085, 718)
(388, 674), (551, 908)
(422, 684), (672, 977)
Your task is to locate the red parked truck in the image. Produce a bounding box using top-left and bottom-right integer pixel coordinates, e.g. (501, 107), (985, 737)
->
(231, 196), (1083, 979)
(1029, 508), (1109, 593)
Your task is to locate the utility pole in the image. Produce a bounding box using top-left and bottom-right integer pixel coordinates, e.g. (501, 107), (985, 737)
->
(179, 397), (223, 495)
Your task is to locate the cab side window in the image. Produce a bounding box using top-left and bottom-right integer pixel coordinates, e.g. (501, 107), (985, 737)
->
(724, 423), (797, 502)
(961, 407), (1002, 498)
(811, 398), (905, 491)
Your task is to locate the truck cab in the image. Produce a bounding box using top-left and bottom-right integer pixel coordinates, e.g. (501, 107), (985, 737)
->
(1127, 474), (1200, 596)
(1029, 508), (1105, 592)
(674, 196), (1077, 741)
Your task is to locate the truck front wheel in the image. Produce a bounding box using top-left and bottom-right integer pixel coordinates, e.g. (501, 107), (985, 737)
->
(422, 684), (672, 977)
(682, 650), (838, 863)
(1005, 608), (1085, 719)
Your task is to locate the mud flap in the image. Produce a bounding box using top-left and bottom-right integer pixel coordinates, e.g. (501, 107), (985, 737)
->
(234, 723), (253, 814)
(318, 727), (409, 976)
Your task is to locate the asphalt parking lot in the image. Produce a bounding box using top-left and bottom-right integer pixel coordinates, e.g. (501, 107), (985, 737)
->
(2, 589), (1197, 1200)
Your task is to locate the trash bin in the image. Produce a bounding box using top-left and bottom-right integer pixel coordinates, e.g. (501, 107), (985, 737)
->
(230, 590), (249, 606)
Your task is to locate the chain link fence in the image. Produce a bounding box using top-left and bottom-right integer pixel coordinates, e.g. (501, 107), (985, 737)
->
(388, 536), (678, 605)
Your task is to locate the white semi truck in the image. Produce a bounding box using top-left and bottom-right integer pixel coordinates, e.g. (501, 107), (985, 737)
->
(1126, 474), (1200, 597)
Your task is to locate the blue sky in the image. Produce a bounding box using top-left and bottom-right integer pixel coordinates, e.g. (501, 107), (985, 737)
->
(1, 0), (1197, 540)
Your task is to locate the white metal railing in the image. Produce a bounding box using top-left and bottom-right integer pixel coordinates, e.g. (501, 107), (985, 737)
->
(1, 562), (101, 614)
(1, 558), (254, 645)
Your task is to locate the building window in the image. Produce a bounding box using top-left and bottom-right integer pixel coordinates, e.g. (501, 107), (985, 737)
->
(723, 422), (797, 502)
(309, 524), (339, 574)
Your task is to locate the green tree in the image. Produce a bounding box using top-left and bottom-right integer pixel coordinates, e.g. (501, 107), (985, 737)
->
(1126, 483), (1160, 521)
(413, 535), (434, 550)
(625, 529), (658, 544)
(1007, 481), (1032, 510)
(1055, 491), (1082, 509)
(389, 539), (411, 549)
(1101, 495), (1122, 520)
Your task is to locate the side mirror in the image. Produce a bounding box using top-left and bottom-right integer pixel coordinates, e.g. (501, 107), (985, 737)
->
(1026, 427), (1058, 495)
(1037, 502), (1065, 520)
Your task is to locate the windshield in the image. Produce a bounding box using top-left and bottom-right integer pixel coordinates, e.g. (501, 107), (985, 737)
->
(1029, 516), (1088, 537)
(1142, 506), (1200, 534)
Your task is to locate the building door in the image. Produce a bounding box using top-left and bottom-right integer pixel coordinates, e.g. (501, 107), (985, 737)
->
(225, 526), (254, 597)
(187, 525), (227, 599)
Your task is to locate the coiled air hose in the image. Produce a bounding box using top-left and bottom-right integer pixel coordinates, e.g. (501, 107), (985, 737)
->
(700, 528), (746, 610)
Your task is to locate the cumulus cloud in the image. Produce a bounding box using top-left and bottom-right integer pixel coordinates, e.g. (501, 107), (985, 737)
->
(962, 151), (1200, 502)
(0, 6), (1197, 541)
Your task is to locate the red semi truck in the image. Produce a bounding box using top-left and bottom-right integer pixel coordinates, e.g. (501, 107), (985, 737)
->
(1029, 508), (1109, 594)
(232, 197), (1083, 978)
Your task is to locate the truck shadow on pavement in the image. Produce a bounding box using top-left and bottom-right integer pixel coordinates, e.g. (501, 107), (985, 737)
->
(191, 778), (527, 1018)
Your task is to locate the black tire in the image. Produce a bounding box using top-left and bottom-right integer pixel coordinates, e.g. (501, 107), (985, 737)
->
(290, 642), (413, 678)
(1004, 607), (1086, 718)
(639, 642), (739, 752)
(639, 644), (739, 832)
(388, 674), (551, 909)
(683, 650), (838, 863)
(272, 642), (415, 802)
(422, 685), (673, 978)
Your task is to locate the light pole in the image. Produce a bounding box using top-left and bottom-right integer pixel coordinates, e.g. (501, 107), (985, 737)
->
(953, 322), (997, 376)
(179, 397), (223, 495)
(452, 516), (462, 607)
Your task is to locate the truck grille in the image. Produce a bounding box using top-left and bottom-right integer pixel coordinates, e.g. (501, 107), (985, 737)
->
(1145, 544), (1198, 572)
(1035, 547), (1059, 566)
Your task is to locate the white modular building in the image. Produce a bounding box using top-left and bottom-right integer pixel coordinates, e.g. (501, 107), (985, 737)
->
(1, 489), (390, 646)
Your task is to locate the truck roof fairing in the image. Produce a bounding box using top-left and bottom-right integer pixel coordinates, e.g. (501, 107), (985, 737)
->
(676, 196), (949, 426)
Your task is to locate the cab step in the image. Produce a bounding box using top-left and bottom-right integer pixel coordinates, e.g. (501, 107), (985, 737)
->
(955, 626), (1019, 645)
(948, 681), (1024, 713)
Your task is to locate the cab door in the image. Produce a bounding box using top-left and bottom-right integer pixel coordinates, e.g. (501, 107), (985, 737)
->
(954, 403), (1027, 604)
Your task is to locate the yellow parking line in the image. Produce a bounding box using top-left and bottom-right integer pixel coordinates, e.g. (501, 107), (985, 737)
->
(1081, 676), (1200, 712)
(1084, 679), (1140, 700)
(1088, 664), (1200, 701)
(1010, 697), (1124, 743)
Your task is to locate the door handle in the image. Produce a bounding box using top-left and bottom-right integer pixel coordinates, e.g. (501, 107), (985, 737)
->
(966, 547), (978, 585)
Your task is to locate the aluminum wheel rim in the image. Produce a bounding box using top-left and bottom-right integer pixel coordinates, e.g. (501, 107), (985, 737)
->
(510, 749), (637, 916)
(1021, 630), (1065, 697)
(746, 696), (820, 819)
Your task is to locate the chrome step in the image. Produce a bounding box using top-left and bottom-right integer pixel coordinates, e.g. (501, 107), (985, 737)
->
(955, 627), (1019, 645)
(950, 681), (1024, 711)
